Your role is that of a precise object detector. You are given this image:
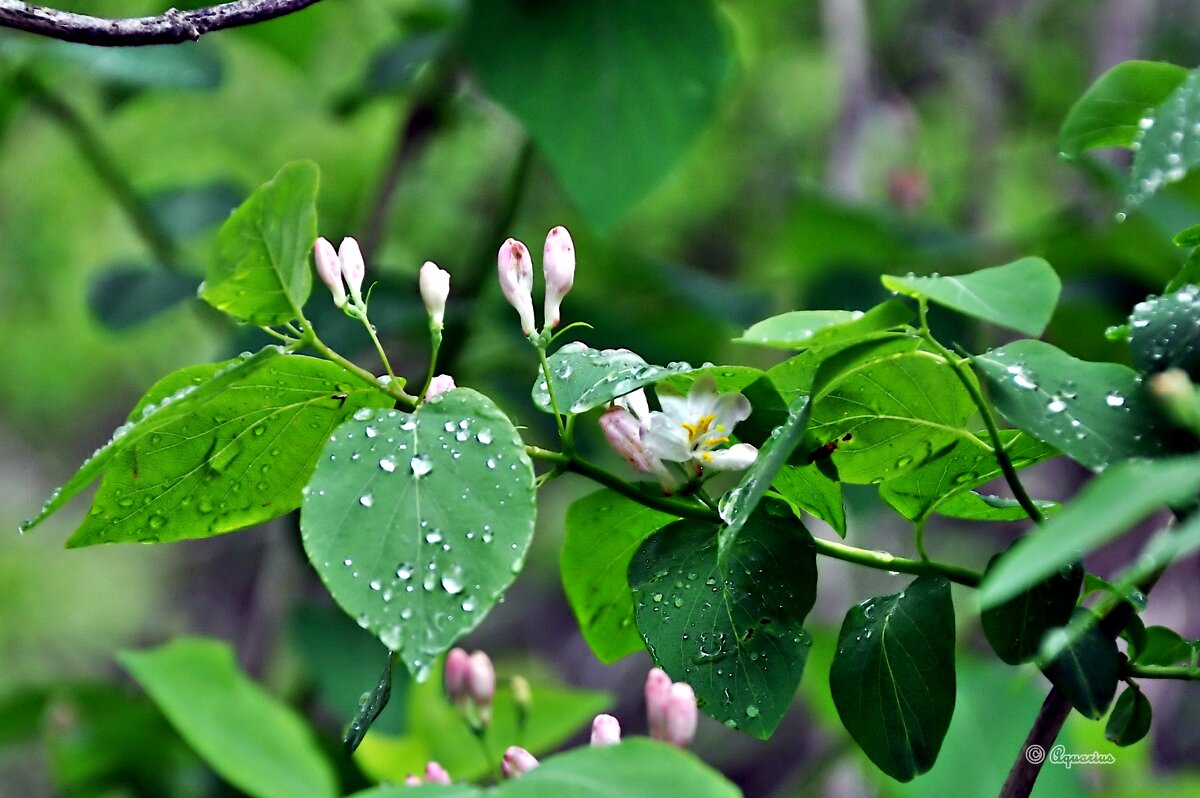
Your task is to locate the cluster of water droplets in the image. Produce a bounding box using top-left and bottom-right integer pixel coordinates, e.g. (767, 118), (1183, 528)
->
(532, 341), (695, 414)
(1123, 71), (1200, 216)
(1128, 286), (1200, 374)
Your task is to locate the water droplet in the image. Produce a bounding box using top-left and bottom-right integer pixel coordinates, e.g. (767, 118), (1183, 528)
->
(441, 566), (465, 594)
(359, 493), (374, 508)
(1105, 391), (1126, 408)
(379, 456), (396, 472)
(477, 429), (494, 445)
(410, 455), (433, 476)
(1047, 397), (1067, 413)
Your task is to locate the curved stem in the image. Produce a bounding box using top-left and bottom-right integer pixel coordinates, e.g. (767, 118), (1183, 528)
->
(810, 535), (982, 588)
(359, 315), (396, 382)
(304, 326), (416, 409)
(536, 346), (569, 443)
(1125, 664), (1200, 681)
(419, 330), (443, 402)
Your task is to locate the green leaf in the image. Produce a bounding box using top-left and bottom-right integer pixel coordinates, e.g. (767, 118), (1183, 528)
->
(879, 430), (1058, 524)
(829, 575), (956, 782)
(1041, 609), (1120, 719)
(973, 339), (1177, 471)
(148, 182), (244, 240)
(1105, 686), (1153, 747)
(1135, 625), (1193, 666)
(806, 349), (975, 484)
(66, 354), (390, 547)
(981, 551), (1082, 666)
(1166, 249), (1200, 294)
(930, 491), (1058, 522)
(532, 342), (692, 415)
(301, 389), (536, 680)
(499, 738), (741, 798)
(343, 653), (394, 754)
(771, 464), (846, 536)
(1174, 223), (1200, 247)
(1127, 68), (1200, 211)
(349, 786), (481, 798)
(882, 258), (1061, 337)
(978, 454), (1200, 608)
(1129, 287), (1200, 378)
(1058, 60), (1188, 158)
(736, 300), (913, 350)
(121, 637), (337, 798)
(561, 488), (676, 664)
(86, 265), (199, 330)
(26, 39), (224, 89)
(201, 161), (318, 325)
(462, 0), (730, 230)
(629, 503), (816, 738)
(21, 347), (281, 533)
(766, 332), (919, 405)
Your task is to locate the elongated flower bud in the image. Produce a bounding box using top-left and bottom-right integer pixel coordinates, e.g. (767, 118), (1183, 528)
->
(645, 667), (672, 741)
(664, 682), (698, 747)
(599, 408), (679, 494)
(502, 746), (539, 778)
(314, 237), (347, 308)
(590, 713), (621, 746)
(467, 650), (496, 723)
(542, 226), (575, 330)
(424, 761), (451, 785)
(339, 237), (366, 304)
(420, 261), (451, 330)
(444, 647), (470, 707)
(425, 374), (457, 400)
(498, 238), (536, 336)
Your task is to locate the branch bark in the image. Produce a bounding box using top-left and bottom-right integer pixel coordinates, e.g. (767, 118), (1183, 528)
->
(0, 0), (324, 46)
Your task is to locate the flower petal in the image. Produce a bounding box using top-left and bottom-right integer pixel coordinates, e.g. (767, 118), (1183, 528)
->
(712, 391), (752, 429)
(642, 412), (692, 462)
(703, 443), (758, 471)
(615, 388), (651, 421)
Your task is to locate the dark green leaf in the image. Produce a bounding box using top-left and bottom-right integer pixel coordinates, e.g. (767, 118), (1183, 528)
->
(202, 161), (318, 325)
(771, 464), (846, 537)
(1058, 60), (1188, 158)
(1129, 287), (1200, 377)
(30, 39), (224, 89)
(366, 33), (446, 93)
(1041, 609), (1120, 719)
(981, 552), (1082, 666)
(301, 389), (536, 680)
(1166, 249), (1200, 294)
(736, 300), (913, 349)
(66, 354), (390, 547)
(978, 454), (1200, 608)
(630, 504), (817, 738)
(882, 258), (1060, 337)
(1174, 223), (1200, 247)
(121, 637), (337, 798)
(974, 339), (1177, 471)
(1127, 68), (1200, 211)
(343, 653), (394, 755)
(148, 182), (244, 240)
(562, 489), (676, 664)
(532, 342), (692, 415)
(462, 0), (730, 229)
(1135, 625), (1193, 666)
(1105, 686), (1153, 747)
(829, 576), (956, 782)
(87, 265), (198, 330)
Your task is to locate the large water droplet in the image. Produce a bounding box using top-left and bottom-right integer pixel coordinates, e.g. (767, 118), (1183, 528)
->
(410, 455), (433, 476)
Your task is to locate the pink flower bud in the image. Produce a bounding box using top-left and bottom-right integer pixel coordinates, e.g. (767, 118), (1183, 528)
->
(338, 237), (366, 304)
(599, 408), (679, 494)
(424, 761), (451, 784)
(419, 261), (451, 330)
(404, 774), (422, 786)
(467, 650), (495, 721)
(664, 682), (698, 747)
(542, 226), (575, 330)
(502, 746), (539, 778)
(314, 237), (347, 308)
(645, 667), (672, 741)
(590, 713), (621, 746)
(498, 238), (536, 336)
(444, 647), (470, 706)
(425, 374), (457, 400)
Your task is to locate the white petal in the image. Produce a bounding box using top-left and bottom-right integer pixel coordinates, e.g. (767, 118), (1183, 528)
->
(685, 375), (720, 419)
(702, 443), (758, 471)
(642, 413), (692, 462)
(712, 392), (752, 430)
(615, 388), (651, 420)
(656, 392), (691, 425)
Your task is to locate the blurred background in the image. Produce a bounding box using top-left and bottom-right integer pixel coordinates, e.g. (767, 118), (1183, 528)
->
(2, 1), (1200, 795)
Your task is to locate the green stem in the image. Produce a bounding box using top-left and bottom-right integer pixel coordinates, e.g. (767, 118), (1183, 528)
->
(258, 326), (298, 345)
(811, 535), (982, 588)
(359, 314), (396, 382)
(419, 329), (443, 401)
(1125, 664), (1200, 681)
(536, 345), (569, 443)
(917, 300), (1044, 525)
(305, 326), (416, 409)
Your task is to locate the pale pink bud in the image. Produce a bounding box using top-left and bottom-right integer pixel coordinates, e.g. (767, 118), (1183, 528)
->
(419, 261), (451, 330)
(444, 647), (470, 706)
(590, 713), (621, 746)
(645, 667), (672, 741)
(664, 682), (698, 747)
(404, 774), (421, 786)
(502, 746), (539, 778)
(424, 761), (451, 784)
(467, 650), (495, 721)
(425, 374), (457, 400)
(314, 237), (347, 308)
(542, 226), (575, 329)
(599, 408), (679, 493)
(338, 237), (366, 304)
(498, 238), (536, 336)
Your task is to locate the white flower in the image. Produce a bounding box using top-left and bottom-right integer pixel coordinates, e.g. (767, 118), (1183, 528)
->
(419, 261), (451, 330)
(338, 237), (366, 304)
(642, 377), (757, 472)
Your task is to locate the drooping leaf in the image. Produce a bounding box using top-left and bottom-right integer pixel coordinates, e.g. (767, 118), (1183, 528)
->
(973, 339), (1177, 471)
(561, 489), (676, 664)
(66, 354), (391, 547)
(1041, 609), (1120, 720)
(462, 0), (730, 229)
(978, 454), (1200, 608)
(771, 464), (846, 536)
(121, 638), (337, 798)
(201, 161), (318, 325)
(532, 342), (692, 415)
(882, 258), (1061, 337)
(1105, 686), (1153, 747)
(301, 389), (536, 680)
(736, 300), (913, 350)
(829, 576), (956, 782)
(87, 265), (199, 330)
(1058, 60), (1188, 158)
(981, 551), (1082, 666)
(1127, 68), (1200, 211)
(1129, 286), (1200, 378)
(629, 503), (817, 738)
(1135, 625), (1193, 666)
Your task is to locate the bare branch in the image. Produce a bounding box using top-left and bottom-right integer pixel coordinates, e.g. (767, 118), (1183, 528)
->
(0, 0), (325, 47)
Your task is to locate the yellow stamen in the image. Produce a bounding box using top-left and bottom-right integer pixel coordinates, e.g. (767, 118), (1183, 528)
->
(681, 414), (716, 442)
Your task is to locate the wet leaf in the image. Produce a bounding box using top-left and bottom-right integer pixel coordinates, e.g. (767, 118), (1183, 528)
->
(981, 552), (1082, 666)
(531, 342), (692, 415)
(1126, 67), (1200, 211)
(1041, 609), (1119, 719)
(737, 300), (913, 350)
(1105, 686), (1153, 747)
(1058, 60), (1187, 158)
(1128, 287), (1200, 378)
(771, 464), (846, 536)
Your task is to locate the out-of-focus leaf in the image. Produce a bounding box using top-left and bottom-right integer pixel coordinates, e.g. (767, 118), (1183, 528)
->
(147, 182), (244, 241)
(1135, 625), (1193, 666)
(86, 265), (198, 329)
(366, 33), (446, 93)
(23, 39), (224, 89)
(1058, 60), (1187, 158)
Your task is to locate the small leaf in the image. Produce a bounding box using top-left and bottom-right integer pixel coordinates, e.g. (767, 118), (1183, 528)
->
(882, 258), (1061, 337)
(981, 551), (1082, 666)
(1058, 60), (1188, 158)
(829, 576), (956, 782)
(1041, 609), (1120, 720)
(1166, 250), (1200, 294)
(121, 637), (337, 798)
(1129, 287), (1200, 378)
(561, 489), (676, 664)
(736, 300), (913, 350)
(202, 161), (318, 325)
(630, 503), (817, 738)
(301, 389), (536, 680)
(771, 464), (846, 536)
(343, 653), (394, 755)
(978, 454), (1200, 608)
(1106, 686), (1153, 747)
(1126, 68), (1200, 211)
(1135, 625), (1193, 666)
(1174, 223), (1200, 248)
(973, 339), (1177, 472)
(87, 265), (198, 330)
(531, 342), (692, 415)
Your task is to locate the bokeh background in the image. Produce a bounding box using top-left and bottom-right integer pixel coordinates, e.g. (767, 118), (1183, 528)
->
(3, 1), (1200, 796)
